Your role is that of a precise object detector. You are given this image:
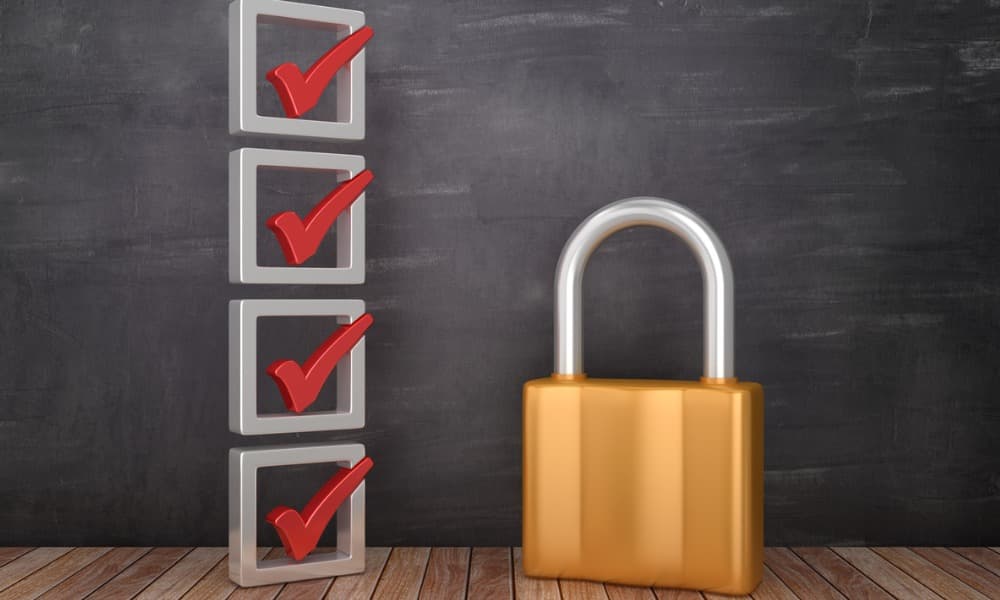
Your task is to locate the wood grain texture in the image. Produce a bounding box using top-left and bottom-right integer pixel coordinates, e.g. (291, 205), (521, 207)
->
(370, 547), (429, 600)
(275, 577), (332, 600)
(872, 547), (988, 600)
(229, 580), (282, 600)
(467, 547), (511, 600)
(181, 548), (268, 600)
(179, 556), (235, 600)
(0, 549), (31, 569)
(419, 547), (469, 600)
(561, 579), (610, 599)
(271, 547), (337, 600)
(229, 548), (287, 600)
(654, 590), (704, 600)
(324, 547), (391, 600)
(749, 566), (797, 600)
(704, 591), (750, 600)
(791, 547), (890, 599)
(606, 582), (656, 599)
(909, 547), (1000, 599)
(832, 547), (939, 599)
(2, 547), (1000, 599)
(0, 547), (109, 600)
(37, 547), (149, 599)
(953, 548), (1000, 578)
(133, 547), (227, 599)
(87, 547), (191, 599)
(1, 0), (999, 548)
(512, 548), (560, 600)
(0, 548), (71, 592)
(763, 548), (845, 600)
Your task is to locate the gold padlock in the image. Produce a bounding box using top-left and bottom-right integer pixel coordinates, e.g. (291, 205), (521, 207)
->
(523, 197), (763, 595)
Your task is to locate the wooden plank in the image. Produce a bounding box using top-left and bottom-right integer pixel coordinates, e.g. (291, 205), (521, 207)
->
(324, 547), (391, 600)
(0, 547), (110, 600)
(653, 590), (705, 600)
(179, 554), (233, 600)
(6, 547), (1000, 600)
(512, 548), (560, 600)
(38, 547), (149, 599)
(831, 547), (939, 599)
(0, 548), (72, 592)
(275, 576), (332, 600)
(873, 548), (988, 600)
(0, 549), (32, 568)
(228, 580), (281, 600)
(418, 547), (469, 600)
(763, 548), (844, 600)
(370, 547), (429, 600)
(910, 547), (1000, 599)
(229, 548), (287, 600)
(269, 547), (338, 600)
(791, 547), (890, 599)
(134, 547), (227, 599)
(467, 548), (511, 600)
(561, 579), (610, 599)
(86, 547), (191, 599)
(952, 548), (1000, 578)
(704, 590), (750, 599)
(750, 565), (798, 600)
(653, 567), (794, 600)
(181, 548), (268, 600)
(606, 582), (656, 599)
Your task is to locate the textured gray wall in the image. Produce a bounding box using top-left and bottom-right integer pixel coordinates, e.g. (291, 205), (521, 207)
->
(1, 0), (998, 546)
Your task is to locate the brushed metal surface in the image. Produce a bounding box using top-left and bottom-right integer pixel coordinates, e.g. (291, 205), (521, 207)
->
(554, 197), (734, 379)
(229, 0), (365, 141)
(229, 299), (366, 435)
(229, 148), (366, 285)
(229, 442), (366, 587)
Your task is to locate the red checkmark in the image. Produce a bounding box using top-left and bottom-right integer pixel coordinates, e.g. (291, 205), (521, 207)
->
(267, 456), (374, 561)
(266, 169), (373, 266)
(267, 25), (374, 119)
(267, 312), (373, 413)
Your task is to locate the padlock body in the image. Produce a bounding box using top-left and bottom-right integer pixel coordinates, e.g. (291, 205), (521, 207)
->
(523, 377), (763, 594)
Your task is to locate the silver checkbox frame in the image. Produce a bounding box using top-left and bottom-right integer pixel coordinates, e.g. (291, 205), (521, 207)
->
(230, 299), (365, 435)
(229, 443), (366, 587)
(229, 0), (365, 141)
(230, 148), (365, 285)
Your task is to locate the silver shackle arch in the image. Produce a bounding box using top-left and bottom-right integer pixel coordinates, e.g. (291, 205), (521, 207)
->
(554, 197), (735, 380)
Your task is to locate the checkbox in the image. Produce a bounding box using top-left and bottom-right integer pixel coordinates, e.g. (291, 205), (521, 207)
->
(230, 443), (366, 586)
(230, 299), (365, 435)
(230, 148), (365, 285)
(229, 0), (366, 141)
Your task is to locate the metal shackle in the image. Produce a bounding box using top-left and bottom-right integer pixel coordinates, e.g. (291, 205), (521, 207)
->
(554, 197), (735, 380)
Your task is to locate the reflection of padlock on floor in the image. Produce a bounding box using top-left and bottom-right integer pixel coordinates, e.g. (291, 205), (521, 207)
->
(523, 197), (763, 595)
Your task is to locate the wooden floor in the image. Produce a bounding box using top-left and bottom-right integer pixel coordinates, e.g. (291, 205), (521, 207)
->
(0, 547), (998, 599)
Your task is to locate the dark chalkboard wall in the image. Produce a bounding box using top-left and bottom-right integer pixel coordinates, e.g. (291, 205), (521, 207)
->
(1, 0), (998, 547)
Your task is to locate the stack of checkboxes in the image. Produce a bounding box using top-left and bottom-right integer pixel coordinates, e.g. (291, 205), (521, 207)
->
(227, 0), (373, 587)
